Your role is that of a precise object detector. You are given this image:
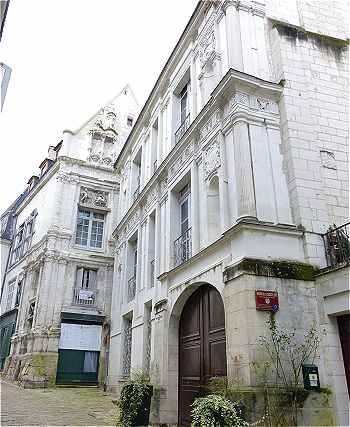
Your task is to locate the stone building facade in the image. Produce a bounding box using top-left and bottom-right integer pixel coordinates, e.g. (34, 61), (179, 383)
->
(106, 1), (349, 426)
(0, 86), (138, 386)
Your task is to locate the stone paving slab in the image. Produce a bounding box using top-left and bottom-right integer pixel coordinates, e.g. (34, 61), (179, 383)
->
(0, 380), (118, 426)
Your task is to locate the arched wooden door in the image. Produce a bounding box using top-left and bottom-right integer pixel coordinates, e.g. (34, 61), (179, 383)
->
(178, 284), (227, 426)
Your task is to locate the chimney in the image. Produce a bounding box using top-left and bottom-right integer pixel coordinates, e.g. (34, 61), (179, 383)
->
(47, 145), (56, 161)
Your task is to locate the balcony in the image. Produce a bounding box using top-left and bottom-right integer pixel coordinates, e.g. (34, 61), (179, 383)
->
(174, 227), (192, 267)
(175, 114), (190, 145)
(322, 222), (350, 269)
(72, 288), (98, 307)
(127, 276), (136, 302)
(150, 259), (155, 288)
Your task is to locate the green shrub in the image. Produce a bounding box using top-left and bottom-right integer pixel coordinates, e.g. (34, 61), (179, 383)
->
(117, 370), (151, 427)
(191, 394), (248, 427)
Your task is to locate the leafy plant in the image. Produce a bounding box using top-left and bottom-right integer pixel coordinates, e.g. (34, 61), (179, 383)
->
(117, 370), (152, 427)
(191, 394), (248, 427)
(254, 316), (322, 426)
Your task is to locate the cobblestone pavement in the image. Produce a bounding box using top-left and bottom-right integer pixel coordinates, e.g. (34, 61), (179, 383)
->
(1, 380), (118, 426)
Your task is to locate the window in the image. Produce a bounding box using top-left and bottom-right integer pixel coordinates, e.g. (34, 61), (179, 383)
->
(76, 267), (97, 289)
(180, 84), (189, 124)
(127, 116), (133, 127)
(11, 210), (37, 265)
(75, 209), (105, 249)
(5, 280), (16, 312)
(15, 280), (22, 307)
(174, 184), (192, 266)
(74, 267), (98, 306)
(27, 301), (35, 328)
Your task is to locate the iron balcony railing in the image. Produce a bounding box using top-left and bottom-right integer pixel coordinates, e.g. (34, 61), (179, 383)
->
(174, 227), (192, 267)
(150, 259), (155, 288)
(127, 276), (136, 302)
(322, 222), (350, 268)
(73, 288), (98, 306)
(175, 113), (190, 145)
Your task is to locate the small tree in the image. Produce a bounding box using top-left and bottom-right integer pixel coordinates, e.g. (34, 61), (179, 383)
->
(255, 316), (321, 426)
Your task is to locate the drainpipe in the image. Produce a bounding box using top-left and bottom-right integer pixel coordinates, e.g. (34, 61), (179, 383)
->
(103, 321), (111, 392)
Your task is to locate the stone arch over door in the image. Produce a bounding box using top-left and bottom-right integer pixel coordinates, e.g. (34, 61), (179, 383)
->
(168, 283), (227, 426)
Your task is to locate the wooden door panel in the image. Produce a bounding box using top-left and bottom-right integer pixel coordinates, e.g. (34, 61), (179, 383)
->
(179, 285), (227, 426)
(180, 344), (201, 379)
(208, 340), (227, 377)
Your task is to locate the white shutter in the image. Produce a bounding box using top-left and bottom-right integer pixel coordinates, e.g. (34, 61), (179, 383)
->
(76, 267), (83, 288)
(89, 270), (97, 289)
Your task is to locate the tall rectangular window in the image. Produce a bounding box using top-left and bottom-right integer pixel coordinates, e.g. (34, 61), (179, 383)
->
(76, 267), (97, 289)
(75, 209), (105, 249)
(180, 84), (188, 124)
(11, 210), (37, 265)
(74, 267), (97, 306)
(6, 280), (16, 312)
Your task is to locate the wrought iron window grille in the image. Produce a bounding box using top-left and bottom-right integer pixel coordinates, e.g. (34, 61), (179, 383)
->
(174, 227), (192, 267)
(175, 113), (190, 145)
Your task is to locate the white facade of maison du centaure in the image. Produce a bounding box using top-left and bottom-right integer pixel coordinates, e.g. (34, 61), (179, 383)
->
(105, 1), (349, 426)
(0, 86), (138, 386)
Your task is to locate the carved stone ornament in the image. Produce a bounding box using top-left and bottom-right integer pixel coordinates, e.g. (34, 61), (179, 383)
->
(79, 187), (109, 209)
(56, 172), (79, 184)
(199, 110), (221, 141)
(226, 92), (279, 116)
(168, 142), (194, 181)
(199, 23), (216, 67)
(203, 141), (221, 179)
(90, 105), (118, 134)
(320, 150), (337, 170)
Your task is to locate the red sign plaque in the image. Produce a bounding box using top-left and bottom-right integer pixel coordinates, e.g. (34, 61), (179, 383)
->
(255, 290), (279, 312)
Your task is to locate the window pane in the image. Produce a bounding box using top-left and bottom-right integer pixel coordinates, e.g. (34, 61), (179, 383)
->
(90, 220), (104, 248)
(78, 209), (90, 219)
(181, 199), (188, 221)
(93, 212), (104, 220)
(75, 218), (89, 246)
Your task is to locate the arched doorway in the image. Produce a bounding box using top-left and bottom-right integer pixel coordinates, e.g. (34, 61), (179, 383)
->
(178, 284), (227, 426)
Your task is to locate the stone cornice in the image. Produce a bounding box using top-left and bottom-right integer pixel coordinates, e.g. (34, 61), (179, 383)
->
(158, 219), (301, 281)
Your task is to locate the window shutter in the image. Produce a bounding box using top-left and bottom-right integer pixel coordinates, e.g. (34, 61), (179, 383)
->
(89, 270), (97, 289)
(76, 267), (83, 288)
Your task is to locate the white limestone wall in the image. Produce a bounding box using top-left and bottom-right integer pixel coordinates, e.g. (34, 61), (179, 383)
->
(316, 267), (350, 427)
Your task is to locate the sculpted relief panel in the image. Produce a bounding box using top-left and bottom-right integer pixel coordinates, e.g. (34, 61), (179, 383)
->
(79, 187), (109, 209)
(203, 140), (221, 179)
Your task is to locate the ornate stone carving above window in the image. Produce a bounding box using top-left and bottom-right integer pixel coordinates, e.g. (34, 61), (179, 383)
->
(320, 150), (337, 170)
(203, 140), (221, 179)
(87, 132), (117, 167)
(90, 106), (118, 135)
(79, 187), (109, 210)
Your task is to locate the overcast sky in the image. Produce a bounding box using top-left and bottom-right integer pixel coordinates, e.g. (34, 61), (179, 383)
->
(0, 0), (198, 212)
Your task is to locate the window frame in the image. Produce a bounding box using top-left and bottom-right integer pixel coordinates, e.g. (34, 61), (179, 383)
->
(5, 280), (16, 312)
(75, 208), (106, 251)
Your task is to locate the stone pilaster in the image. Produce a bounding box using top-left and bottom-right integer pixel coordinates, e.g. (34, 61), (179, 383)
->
(233, 121), (257, 220)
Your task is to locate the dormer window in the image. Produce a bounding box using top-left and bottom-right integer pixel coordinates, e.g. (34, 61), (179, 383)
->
(27, 175), (39, 191)
(39, 158), (54, 177)
(127, 116), (133, 127)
